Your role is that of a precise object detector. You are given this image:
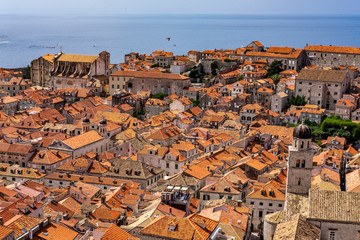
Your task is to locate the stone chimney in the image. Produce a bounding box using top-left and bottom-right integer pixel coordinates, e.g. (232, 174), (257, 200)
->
(237, 220), (241, 228)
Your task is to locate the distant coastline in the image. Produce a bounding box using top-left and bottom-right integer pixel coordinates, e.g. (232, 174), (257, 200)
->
(1, 14), (360, 68)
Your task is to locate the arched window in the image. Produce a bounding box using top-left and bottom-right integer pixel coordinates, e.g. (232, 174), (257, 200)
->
(300, 141), (304, 149)
(298, 178), (301, 186)
(296, 159), (300, 168)
(301, 160), (305, 168)
(128, 83), (133, 89)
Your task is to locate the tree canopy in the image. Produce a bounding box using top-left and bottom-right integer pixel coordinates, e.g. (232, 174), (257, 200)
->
(287, 96), (307, 108)
(266, 61), (284, 77)
(151, 93), (168, 100)
(320, 116), (360, 144)
(211, 61), (218, 76)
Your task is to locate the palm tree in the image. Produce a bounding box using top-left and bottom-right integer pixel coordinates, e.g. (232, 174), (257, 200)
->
(271, 74), (280, 93)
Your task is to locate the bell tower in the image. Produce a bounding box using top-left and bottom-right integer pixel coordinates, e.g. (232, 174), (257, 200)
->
(98, 117), (108, 137)
(286, 123), (314, 195)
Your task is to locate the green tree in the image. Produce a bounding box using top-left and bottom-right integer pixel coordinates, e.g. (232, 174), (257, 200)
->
(211, 61), (218, 76)
(266, 61), (284, 77)
(23, 65), (31, 79)
(224, 58), (234, 63)
(134, 110), (145, 117)
(189, 67), (202, 79)
(320, 116), (360, 144)
(238, 75), (244, 81)
(151, 93), (168, 100)
(271, 74), (280, 93)
(190, 98), (200, 106)
(287, 96), (307, 108)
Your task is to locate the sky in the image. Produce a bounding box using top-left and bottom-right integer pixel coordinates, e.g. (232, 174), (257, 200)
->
(1, 0), (360, 16)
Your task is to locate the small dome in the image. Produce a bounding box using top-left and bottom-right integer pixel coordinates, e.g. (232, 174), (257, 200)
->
(99, 118), (107, 125)
(293, 123), (312, 139)
(82, 117), (90, 123)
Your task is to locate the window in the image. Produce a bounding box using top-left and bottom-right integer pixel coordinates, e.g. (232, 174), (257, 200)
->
(166, 163), (169, 168)
(269, 203), (273, 207)
(298, 178), (301, 186)
(175, 164), (178, 169)
(250, 201), (254, 205)
(203, 195), (210, 200)
(278, 204), (283, 207)
(301, 160), (305, 168)
(259, 202), (263, 206)
(329, 231), (336, 240)
(296, 159), (300, 168)
(259, 211), (263, 218)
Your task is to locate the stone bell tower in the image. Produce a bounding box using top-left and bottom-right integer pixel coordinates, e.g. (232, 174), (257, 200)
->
(286, 123), (314, 195)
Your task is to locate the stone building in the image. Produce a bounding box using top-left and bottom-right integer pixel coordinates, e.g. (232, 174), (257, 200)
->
(255, 87), (274, 109)
(247, 41), (265, 52)
(31, 54), (55, 87)
(271, 92), (288, 113)
(145, 99), (169, 118)
(295, 69), (351, 110)
(109, 71), (190, 96)
(151, 50), (174, 67)
(335, 99), (356, 119)
(0, 77), (30, 96)
(234, 47), (308, 71)
(31, 51), (110, 90)
(105, 158), (164, 190)
(305, 45), (360, 69)
(0, 142), (36, 167)
(246, 180), (285, 231)
(187, 50), (201, 62)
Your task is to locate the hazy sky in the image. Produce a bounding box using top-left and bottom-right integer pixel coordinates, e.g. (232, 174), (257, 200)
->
(1, 0), (359, 16)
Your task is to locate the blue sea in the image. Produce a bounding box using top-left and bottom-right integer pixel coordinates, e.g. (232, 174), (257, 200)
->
(1, 14), (360, 68)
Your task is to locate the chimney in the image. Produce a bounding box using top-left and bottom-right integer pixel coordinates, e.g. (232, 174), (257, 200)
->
(229, 219), (232, 225)
(169, 207), (172, 215)
(237, 220), (241, 228)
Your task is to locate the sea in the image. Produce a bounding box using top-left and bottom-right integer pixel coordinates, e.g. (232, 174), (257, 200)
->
(1, 14), (360, 68)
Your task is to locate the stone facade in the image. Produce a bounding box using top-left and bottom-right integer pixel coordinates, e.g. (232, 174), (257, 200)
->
(305, 45), (360, 69)
(295, 69), (351, 110)
(271, 92), (288, 113)
(31, 51), (110, 90)
(109, 71), (190, 96)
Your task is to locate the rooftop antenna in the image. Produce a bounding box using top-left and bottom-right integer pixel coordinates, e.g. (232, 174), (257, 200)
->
(60, 46), (63, 54)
